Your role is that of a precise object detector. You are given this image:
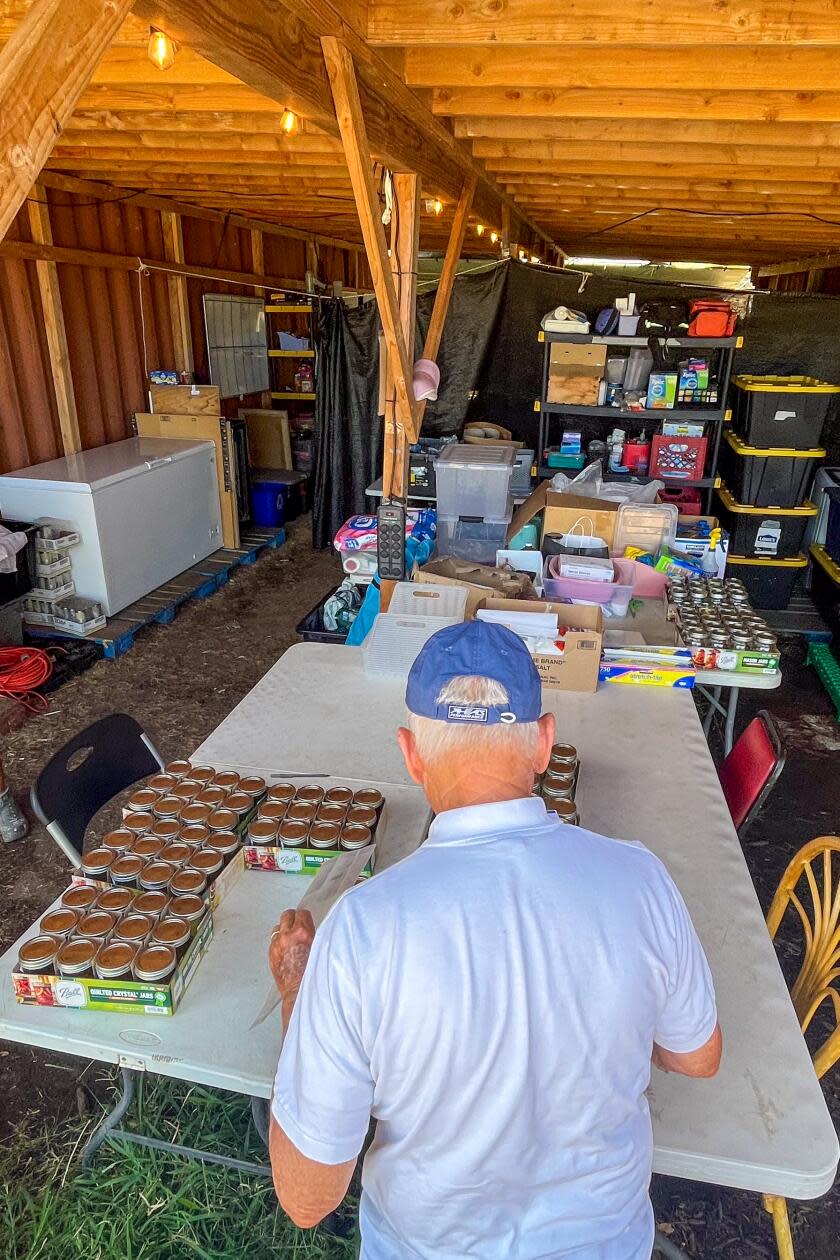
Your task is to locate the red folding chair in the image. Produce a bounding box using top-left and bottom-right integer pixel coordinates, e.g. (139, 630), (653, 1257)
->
(718, 709), (786, 836)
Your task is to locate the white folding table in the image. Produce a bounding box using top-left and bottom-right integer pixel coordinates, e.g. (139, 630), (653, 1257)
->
(696, 668), (782, 755)
(0, 643), (836, 1207)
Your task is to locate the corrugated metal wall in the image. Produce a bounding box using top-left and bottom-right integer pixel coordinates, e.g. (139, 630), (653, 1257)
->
(0, 191), (364, 473)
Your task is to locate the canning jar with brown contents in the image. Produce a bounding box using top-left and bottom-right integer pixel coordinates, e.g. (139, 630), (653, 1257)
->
(133, 943), (178, 982)
(56, 937), (98, 979)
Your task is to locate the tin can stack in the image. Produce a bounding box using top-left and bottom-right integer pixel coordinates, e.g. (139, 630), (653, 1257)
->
(535, 744), (581, 827)
(244, 782), (384, 873)
(670, 575), (780, 672)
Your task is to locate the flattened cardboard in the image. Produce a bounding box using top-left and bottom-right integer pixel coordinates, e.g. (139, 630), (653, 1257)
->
(463, 422), (524, 449)
(507, 484), (620, 550)
(547, 343), (606, 406)
(412, 558), (535, 618)
(149, 384), (221, 415)
(476, 597), (603, 692)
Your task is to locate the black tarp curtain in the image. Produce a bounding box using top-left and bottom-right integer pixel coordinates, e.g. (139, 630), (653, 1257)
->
(313, 260), (840, 548)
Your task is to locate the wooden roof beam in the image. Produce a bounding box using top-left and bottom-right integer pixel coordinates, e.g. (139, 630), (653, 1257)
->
(758, 252), (840, 277)
(454, 116), (840, 149)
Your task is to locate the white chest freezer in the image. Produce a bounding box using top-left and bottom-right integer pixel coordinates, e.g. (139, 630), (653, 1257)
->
(0, 438), (223, 616)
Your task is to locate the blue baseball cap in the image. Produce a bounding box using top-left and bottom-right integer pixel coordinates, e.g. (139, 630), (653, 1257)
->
(406, 620), (542, 725)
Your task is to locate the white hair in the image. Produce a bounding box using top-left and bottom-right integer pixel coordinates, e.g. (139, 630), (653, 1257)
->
(407, 675), (540, 767)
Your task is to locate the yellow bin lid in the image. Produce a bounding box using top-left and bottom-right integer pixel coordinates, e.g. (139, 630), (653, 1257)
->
(716, 482), (818, 516)
(726, 553), (808, 568)
(810, 543), (840, 587)
(723, 428), (826, 459)
(733, 374), (840, 394)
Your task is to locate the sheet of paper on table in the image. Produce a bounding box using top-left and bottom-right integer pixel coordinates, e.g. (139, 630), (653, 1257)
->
(250, 844), (376, 1029)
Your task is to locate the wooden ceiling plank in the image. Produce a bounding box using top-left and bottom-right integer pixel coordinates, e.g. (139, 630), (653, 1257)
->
(56, 131), (345, 155)
(432, 86), (840, 123)
(369, 1), (840, 46)
(0, 0), (134, 241)
(68, 108), (314, 135)
(76, 84), (287, 112)
(473, 138), (840, 168)
(483, 159), (840, 183)
(406, 45), (840, 92)
(758, 252), (840, 276)
(455, 115), (840, 149)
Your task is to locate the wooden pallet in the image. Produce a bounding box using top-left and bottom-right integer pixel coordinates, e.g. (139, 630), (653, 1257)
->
(25, 527), (286, 660)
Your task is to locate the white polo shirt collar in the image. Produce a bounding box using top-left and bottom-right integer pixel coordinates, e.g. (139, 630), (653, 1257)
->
(425, 794), (552, 848)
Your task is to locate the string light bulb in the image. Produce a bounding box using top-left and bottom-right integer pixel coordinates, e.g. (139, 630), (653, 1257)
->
(433, 198), (443, 215)
(490, 231), (498, 244)
(476, 223), (485, 237)
(147, 28), (177, 71)
(280, 108), (300, 136)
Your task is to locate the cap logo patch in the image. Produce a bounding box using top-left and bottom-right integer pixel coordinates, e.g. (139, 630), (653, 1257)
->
(447, 704), (488, 723)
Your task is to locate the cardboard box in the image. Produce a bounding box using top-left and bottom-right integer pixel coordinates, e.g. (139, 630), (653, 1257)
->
(12, 907), (212, 1015)
(676, 515), (729, 579)
(240, 408), (292, 469)
(413, 558), (536, 618)
(507, 483), (620, 550)
(476, 598), (603, 692)
(244, 843), (373, 877)
(547, 343), (607, 406)
(149, 384), (221, 415)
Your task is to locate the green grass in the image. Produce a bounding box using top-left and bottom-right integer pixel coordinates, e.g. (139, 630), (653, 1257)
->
(0, 1074), (360, 1260)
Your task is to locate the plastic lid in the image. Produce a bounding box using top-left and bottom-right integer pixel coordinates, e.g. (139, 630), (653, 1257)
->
(437, 443), (516, 470)
(723, 428), (826, 458)
(717, 482), (817, 516)
(725, 553), (808, 568)
(733, 375), (840, 394)
(614, 502), (678, 554)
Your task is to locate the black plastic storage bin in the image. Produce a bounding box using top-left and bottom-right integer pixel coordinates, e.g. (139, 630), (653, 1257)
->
(731, 375), (840, 449)
(296, 583), (369, 643)
(0, 519), (37, 605)
(726, 553), (808, 610)
(720, 429), (825, 508)
(825, 485), (840, 566)
(809, 544), (840, 639)
(715, 483), (817, 559)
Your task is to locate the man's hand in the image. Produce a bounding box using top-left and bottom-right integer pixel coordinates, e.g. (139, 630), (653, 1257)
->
(269, 909), (315, 1031)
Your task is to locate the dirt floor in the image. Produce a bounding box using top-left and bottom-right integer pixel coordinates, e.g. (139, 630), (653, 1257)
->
(0, 522), (838, 1258)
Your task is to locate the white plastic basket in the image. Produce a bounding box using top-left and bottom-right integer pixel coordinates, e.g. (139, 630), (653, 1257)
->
(388, 581), (468, 620)
(363, 583), (467, 678)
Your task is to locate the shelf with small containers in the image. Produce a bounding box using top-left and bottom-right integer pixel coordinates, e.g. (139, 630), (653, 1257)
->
(535, 330), (742, 513)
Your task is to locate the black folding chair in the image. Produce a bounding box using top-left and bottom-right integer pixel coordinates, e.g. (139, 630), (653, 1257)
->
(31, 714), (164, 866)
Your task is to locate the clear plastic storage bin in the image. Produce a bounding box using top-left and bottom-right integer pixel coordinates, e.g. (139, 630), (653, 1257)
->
(436, 515), (510, 564)
(435, 443), (516, 520)
(613, 502), (678, 556)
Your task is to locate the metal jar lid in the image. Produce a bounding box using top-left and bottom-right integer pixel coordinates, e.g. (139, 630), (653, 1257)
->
(316, 803), (347, 825)
(40, 908), (79, 938)
(18, 935), (60, 972)
(295, 784), (325, 804)
(126, 788), (160, 813)
(542, 779), (575, 801)
(56, 937), (98, 975)
(248, 817), (279, 844)
(133, 943), (178, 982)
(278, 820), (308, 847)
(553, 799), (580, 825)
(96, 888), (135, 914)
(709, 632), (730, 648)
(169, 868), (207, 897)
(187, 849), (223, 876)
(81, 847), (114, 877)
(207, 831), (239, 856)
(268, 782), (296, 802)
(95, 941), (137, 979)
(346, 805), (377, 829)
(60, 885), (99, 912)
(257, 800), (288, 822)
(211, 770), (240, 790)
(113, 913), (154, 944)
(195, 785), (228, 808)
(169, 894), (206, 924)
(103, 828), (136, 853)
(324, 785), (353, 806)
(223, 791), (252, 817)
(153, 796), (184, 821)
(76, 910), (117, 940)
(110, 854), (145, 884)
(133, 890), (170, 917)
(189, 766), (216, 785)
(164, 760), (193, 779)
(138, 860), (176, 891)
(148, 773), (178, 793)
(309, 822), (341, 849)
(151, 817), (183, 841)
(340, 824), (371, 850)
(287, 801), (317, 823)
(134, 835), (165, 860)
(180, 824), (210, 847)
(124, 810), (156, 835)
(150, 917), (191, 947)
(171, 780), (200, 803)
(180, 802), (212, 826)
(207, 807), (237, 833)
(159, 842), (191, 867)
(237, 775), (266, 798)
(352, 787), (383, 810)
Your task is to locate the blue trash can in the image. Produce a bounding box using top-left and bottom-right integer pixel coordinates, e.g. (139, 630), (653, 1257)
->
(251, 481), (286, 528)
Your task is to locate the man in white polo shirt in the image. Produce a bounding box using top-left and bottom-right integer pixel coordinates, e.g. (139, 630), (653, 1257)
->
(268, 620), (721, 1258)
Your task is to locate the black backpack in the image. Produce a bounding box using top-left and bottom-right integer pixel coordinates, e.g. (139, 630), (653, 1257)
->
(638, 301), (690, 337)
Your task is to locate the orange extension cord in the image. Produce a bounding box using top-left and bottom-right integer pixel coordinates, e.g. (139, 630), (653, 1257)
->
(0, 647), (54, 712)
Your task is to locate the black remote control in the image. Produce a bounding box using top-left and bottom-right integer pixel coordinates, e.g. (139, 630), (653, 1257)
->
(377, 503), (407, 581)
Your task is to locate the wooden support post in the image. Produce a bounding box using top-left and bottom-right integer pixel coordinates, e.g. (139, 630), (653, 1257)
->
(250, 227), (265, 278)
(322, 36), (418, 461)
(382, 173), (421, 509)
(305, 237), (319, 285)
(26, 183), (81, 455)
(160, 211), (194, 377)
(501, 204), (511, 259)
(0, 0), (134, 241)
